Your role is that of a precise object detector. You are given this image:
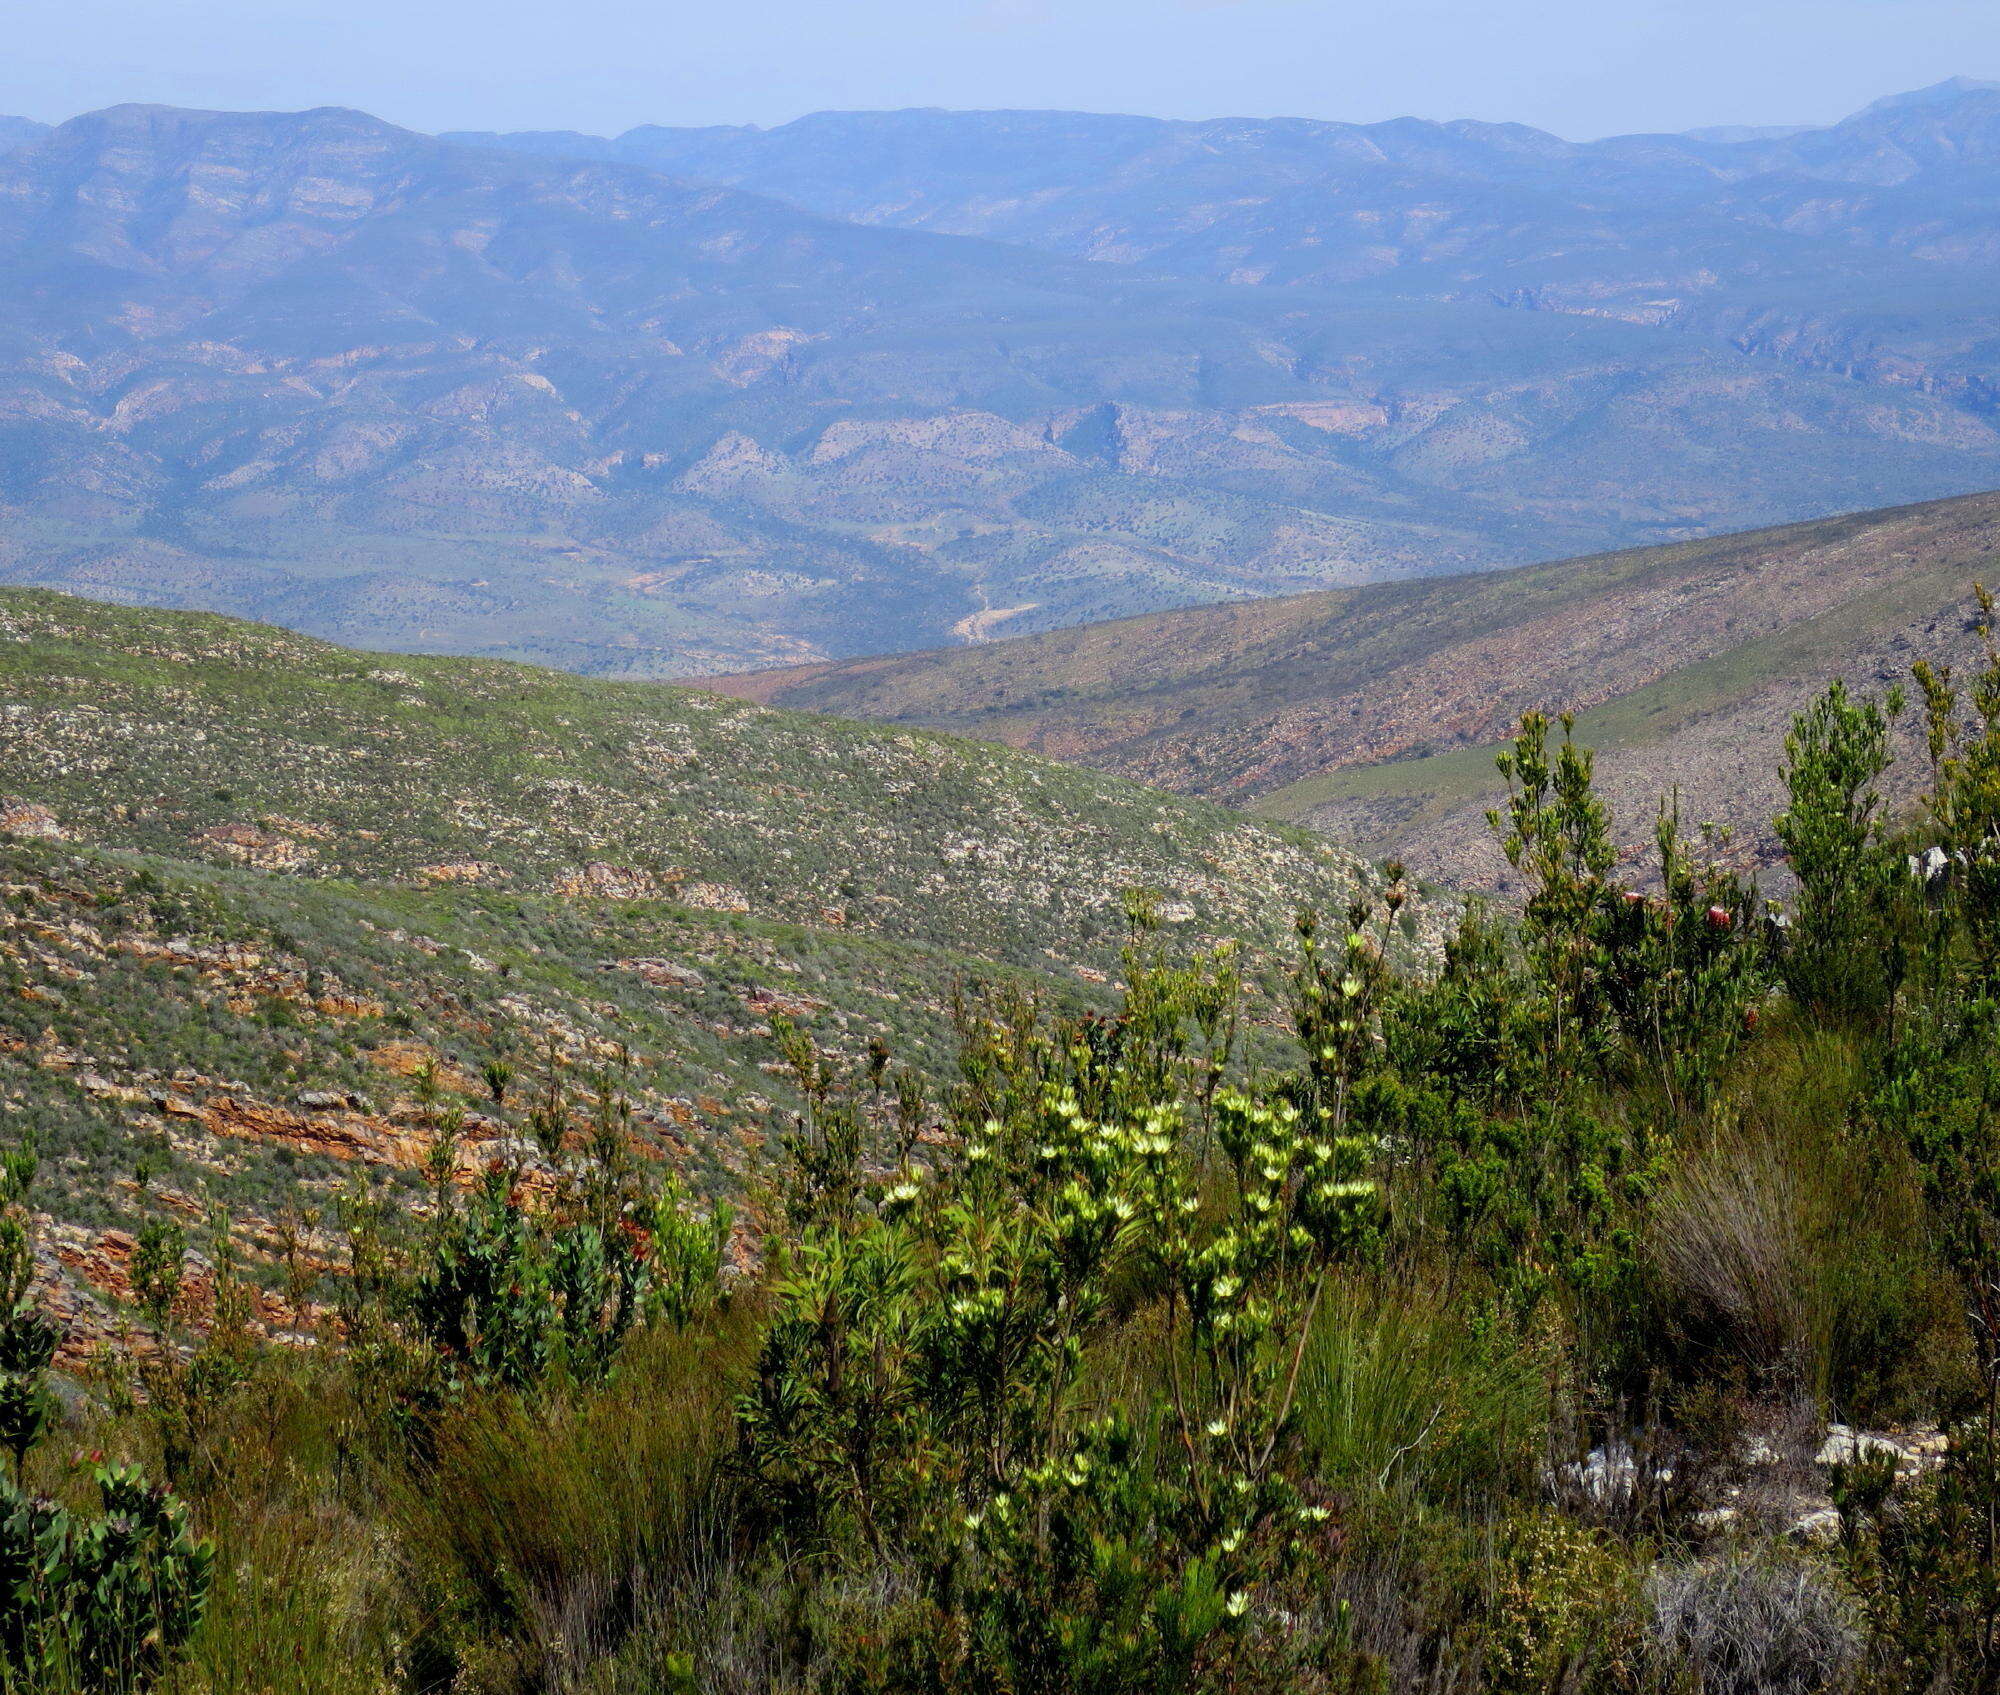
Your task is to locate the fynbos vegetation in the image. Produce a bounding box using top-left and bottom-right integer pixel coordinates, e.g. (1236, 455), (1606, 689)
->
(4, 598), (2000, 1692)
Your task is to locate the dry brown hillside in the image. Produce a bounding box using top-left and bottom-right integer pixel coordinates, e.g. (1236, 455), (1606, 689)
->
(709, 489), (2000, 887)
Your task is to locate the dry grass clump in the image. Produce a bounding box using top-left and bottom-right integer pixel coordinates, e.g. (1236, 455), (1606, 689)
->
(1645, 1554), (1861, 1695)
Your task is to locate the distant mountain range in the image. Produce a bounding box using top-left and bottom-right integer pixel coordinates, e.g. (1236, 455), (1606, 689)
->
(2, 87), (2000, 672)
(711, 487), (2000, 889)
(447, 78), (2000, 291)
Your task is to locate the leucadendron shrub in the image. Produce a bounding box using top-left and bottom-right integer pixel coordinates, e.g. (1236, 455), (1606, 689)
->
(737, 897), (1386, 1693)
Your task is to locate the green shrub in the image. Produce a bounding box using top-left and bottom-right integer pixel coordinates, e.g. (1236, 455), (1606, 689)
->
(0, 1462), (215, 1695)
(0, 1152), (211, 1695)
(1482, 1514), (1640, 1695)
(1772, 681), (1907, 1021)
(737, 914), (1382, 1693)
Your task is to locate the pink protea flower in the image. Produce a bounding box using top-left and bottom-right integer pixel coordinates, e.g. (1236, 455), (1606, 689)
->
(1706, 906), (1732, 931)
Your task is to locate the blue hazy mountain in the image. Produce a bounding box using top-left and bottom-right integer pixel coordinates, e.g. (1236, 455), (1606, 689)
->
(0, 90), (1996, 674)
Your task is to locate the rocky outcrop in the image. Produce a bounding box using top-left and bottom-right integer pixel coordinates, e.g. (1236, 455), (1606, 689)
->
(417, 859), (504, 884)
(555, 862), (671, 900)
(681, 882), (750, 913)
(613, 958), (706, 989)
(0, 800), (64, 841)
(1557, 1417), (1952, 1548)
(744, 986), (826, 1019)
(192, 822), (315, 870)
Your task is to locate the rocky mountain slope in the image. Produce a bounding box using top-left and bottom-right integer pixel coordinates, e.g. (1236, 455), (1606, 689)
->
(711, 487), (2000, 888)
(0, 116), (47, 154)
(2, 101), (2000, 674)
(0, 586), (1416, 1343)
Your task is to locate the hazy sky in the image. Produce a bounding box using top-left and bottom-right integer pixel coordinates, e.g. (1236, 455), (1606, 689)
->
(2, 0), (1994, 139)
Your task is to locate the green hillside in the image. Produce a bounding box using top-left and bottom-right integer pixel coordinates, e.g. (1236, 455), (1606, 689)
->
(0, 587), (1418, 1312)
